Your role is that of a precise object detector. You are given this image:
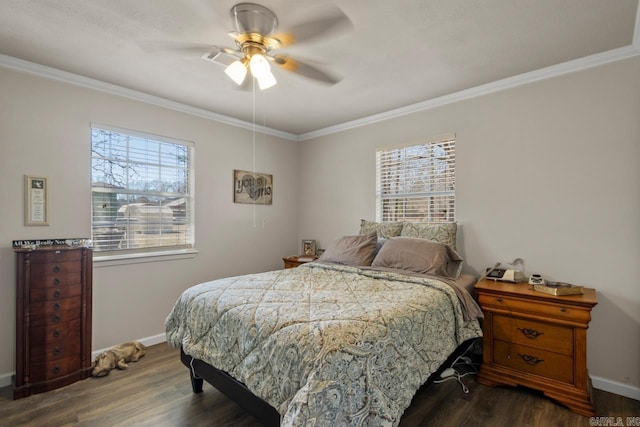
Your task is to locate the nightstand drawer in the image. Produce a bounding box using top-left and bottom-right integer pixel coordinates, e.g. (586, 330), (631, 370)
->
(494, 340), (573, 384)
(477, 293), (590, 323)
(493, 315), (573, 355)
(282, 256), (317, 269)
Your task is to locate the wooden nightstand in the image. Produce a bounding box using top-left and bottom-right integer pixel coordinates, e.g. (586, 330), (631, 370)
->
(282, 255), (317, 269)
(475, 278), (597, 416)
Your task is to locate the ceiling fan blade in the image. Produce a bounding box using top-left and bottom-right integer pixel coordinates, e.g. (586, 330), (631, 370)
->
(201, 46), (243, 66)
(270, 54), (341, 85)
(138, 40), (219, 55)
(271, 7), (352, 47)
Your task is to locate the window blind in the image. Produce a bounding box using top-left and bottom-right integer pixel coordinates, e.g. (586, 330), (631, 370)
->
(90, 125), (194, 256)
(376, 135), (455, 223)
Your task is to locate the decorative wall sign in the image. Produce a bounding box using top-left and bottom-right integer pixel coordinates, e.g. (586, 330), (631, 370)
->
(234, 170), (273, 205)
(12, 238), (92, 249)
(24, 175), (49, 226)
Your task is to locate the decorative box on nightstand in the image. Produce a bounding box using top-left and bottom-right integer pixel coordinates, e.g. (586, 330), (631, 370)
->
(475, 278), (597, 416)
(282, 255), (318, 269)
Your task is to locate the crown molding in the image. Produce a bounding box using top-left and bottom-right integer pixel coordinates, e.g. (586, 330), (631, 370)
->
(298, 44), (640, 141)
(2, 11), (639, 145)
(298, 2), (638, 141)
(0, 54), (298, 142)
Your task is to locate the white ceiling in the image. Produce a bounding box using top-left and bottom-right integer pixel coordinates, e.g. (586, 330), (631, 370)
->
(1, 0), (639, 138)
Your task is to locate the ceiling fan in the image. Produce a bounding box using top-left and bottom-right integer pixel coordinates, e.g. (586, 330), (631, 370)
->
(202, 3), (351, 90)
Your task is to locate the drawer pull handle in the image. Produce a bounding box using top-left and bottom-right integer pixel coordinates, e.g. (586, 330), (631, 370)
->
(560, 307), (567, 313)
(53, 366), (60, 374)
(53, 303), (60, 311)
(53, 329), (60, 338)
(496, 297), (503, 302)
(53, 346), (61, 356)
(53, 290), (61, 298)
(53, 278), (60, 286)
(53, 314), (61, 323)
(53, 265), (61, 273)
(518, 353), (544, 366)
(518, 328), (544, 339)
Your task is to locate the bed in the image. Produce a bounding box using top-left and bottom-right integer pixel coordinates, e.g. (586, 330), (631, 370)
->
(166, 229), (483, 426)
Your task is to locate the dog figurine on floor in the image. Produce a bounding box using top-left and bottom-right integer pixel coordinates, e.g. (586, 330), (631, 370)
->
(92, 341), (146, 377)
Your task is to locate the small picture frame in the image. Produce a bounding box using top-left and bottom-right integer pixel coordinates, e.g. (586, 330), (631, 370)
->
(302, 239), (316, 256)
(24, 175), (49, 226)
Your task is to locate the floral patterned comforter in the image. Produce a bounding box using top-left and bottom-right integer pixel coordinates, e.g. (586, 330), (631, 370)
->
(165, 262), (482, 426)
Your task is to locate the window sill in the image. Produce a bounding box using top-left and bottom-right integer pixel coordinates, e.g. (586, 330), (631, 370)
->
(94, 248), (198, 267)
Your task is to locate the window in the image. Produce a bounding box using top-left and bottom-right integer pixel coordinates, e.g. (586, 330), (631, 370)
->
(376, 134), (455, 223)
(90, 125), (194, 256)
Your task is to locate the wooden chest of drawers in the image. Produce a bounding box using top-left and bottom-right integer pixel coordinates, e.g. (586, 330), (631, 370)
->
(475, 279), (597, 416)
(13, 246), (93, 399)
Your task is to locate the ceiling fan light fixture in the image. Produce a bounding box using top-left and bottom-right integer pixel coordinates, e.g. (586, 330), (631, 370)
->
(248, 54), (270, 78)
(225, 59), (248, 85)
(249, 53), (277, 89)
(256, 70), (277, 90)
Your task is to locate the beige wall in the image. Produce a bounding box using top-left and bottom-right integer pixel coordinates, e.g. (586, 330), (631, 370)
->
(0, 68), (299, 378)
(1, 56), (638, 398)
(297, 57), (640, 394)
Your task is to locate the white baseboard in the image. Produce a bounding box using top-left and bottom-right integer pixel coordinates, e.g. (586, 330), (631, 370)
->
(592, 375), (640, 401)
(90, 332), (167, 359)
(0, 372), (12, 389)
(0, 332), (168, 389)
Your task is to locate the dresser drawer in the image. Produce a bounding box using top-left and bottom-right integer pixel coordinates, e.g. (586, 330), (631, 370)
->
(30, 307), (81, 327)
(478, 293), (590, 324)
(28, 250), (82, 264)
(30, 320), (81, 350)
(493, 340), (574, 384)
(31, 297), (81, 316)
(29, 261), (82, 288)
(31, 339), (82, 363)
(30, 284), (82, 302)
(30, 356), (82, 382)
(493, 314), (573, 356)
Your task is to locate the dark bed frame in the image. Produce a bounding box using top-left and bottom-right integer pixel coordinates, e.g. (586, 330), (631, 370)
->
(180, 338), (478, 426)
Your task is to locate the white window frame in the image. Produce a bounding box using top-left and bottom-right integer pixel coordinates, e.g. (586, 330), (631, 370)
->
(376, 133), (455, 223)
(90, 123), (195, 260)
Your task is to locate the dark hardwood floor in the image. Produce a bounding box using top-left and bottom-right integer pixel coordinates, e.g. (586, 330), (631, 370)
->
(0, 343), (637, 426)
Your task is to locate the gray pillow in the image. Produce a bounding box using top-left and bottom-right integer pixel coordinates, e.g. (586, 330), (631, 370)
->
(371, 236), (463, 278)
(400, 222), (457, 251)
(319, 232), (378, 266)
(359, 219), (403, 238)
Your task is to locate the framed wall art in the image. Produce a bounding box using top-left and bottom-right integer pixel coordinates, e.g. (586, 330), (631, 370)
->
(234, 170), (273, 205)
(24, 175), (49, 226)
